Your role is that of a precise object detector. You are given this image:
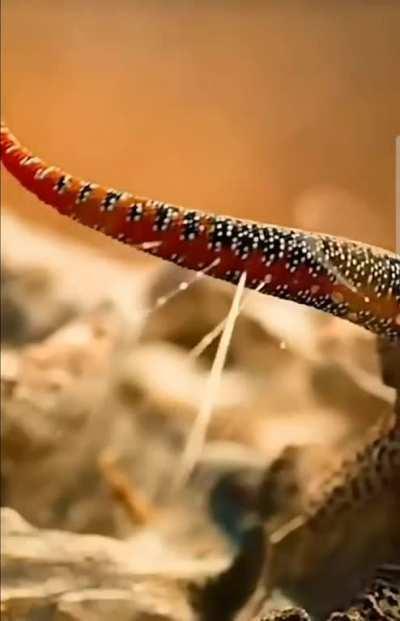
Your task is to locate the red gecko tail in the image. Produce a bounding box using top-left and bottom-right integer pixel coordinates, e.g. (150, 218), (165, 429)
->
(1, 124), (399, 341)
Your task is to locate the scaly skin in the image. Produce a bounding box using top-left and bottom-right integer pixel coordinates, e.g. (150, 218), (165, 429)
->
(1, 124), (399, 341)
(259, 569), (400, 620)
(327, 570), (400, 620)
(304, 416), (400, 526)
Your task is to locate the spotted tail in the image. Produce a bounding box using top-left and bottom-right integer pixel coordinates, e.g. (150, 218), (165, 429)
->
(1, 124), (399, 341)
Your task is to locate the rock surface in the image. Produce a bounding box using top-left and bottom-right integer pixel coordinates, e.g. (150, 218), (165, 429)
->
(1, 507), (223, 620)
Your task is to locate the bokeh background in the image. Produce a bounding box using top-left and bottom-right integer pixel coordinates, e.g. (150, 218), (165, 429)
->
(2, 0), (400, 257)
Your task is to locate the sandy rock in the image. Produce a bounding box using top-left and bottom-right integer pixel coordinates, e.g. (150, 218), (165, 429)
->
(1, 307), (128, 534)
(1, 507), (220, 621)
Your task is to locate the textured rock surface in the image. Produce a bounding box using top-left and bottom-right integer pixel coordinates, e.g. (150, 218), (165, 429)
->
(1, 508), (222, 620)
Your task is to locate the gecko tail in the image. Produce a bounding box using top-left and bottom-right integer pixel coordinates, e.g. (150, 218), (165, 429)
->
(1, 123), (399, 342)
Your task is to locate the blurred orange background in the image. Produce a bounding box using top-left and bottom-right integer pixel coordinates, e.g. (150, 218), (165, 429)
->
(2, 0), (400, 259)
